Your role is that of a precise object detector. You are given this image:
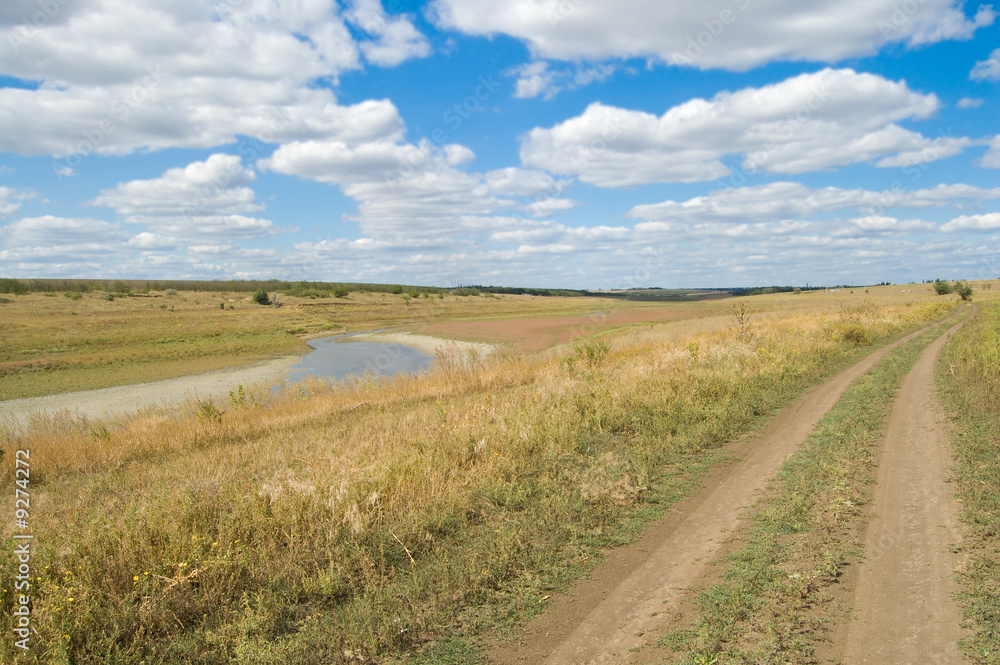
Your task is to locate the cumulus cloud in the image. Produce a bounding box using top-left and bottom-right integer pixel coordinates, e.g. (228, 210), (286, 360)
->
(1, 215), (126, 246)
(91, 155), (261, 217)
(0, 0), (414, 157)
(970, 47), (1000, 80)
(983, 135), (1000, 168)
(521, 69), (958, 186)
(90, 156), (290, 244)
(627, 182), (1000, 223)
(261, 138), (572, 242)
(431, 0), (995, 71)
(344, 0), (432, 66)
(941, 213), (1000, 231)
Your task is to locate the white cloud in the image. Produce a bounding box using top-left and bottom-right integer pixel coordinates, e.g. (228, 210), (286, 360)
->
(0, 186), (32, 219)
(91, 155), (261, 217)
(627, 182), (1000, 223)
(983, 135), (1000, 168)
(344, 0), (432, 67)
(261, 137), (570, 238)
(0, 0), (415, 157)
(970, 47), (1000, 80)
(957, 97), (984, 108)
(431, 0), (995, 71)
(521, 69), (956, 186)
(0, 215), (127, 248)
(846, 215), (936, 232)
(942, 213), (1000, 231)
(89, 156), (290, 244)
(509, 61), (617, 100)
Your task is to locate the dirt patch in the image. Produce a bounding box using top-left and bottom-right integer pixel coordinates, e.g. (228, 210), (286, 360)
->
(422, 306), (707, 353)
(487, 323), (938, 665)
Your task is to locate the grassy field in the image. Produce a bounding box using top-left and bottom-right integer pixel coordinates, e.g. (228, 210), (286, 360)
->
(0, 282), (965, 401)
(0, 289), (628, 400)
(0, 281), (968, 664)
(939, 301), (1000, 664)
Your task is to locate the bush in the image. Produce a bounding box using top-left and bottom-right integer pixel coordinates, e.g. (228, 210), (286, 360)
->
(954, 282), (974, 301)
(104, 292), (115, 301)
(64, 291), (83, 300)
(164, 288), (179, 296)
(252, 289), (271, 306)
(333, 285), (350, 298)
(933, 279), (953, 295)
(0, 278), (29, 295)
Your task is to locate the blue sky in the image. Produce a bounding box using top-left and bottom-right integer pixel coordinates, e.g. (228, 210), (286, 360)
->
(0, 0), (998, 288)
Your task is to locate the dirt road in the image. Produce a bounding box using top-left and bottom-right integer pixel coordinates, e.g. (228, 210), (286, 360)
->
(836, 317), (970, 664)
(490, 320), (954, 665)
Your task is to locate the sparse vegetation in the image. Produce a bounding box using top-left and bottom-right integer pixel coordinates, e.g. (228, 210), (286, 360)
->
(659, 312), (961, 664)
(939, 302), (1000, 663)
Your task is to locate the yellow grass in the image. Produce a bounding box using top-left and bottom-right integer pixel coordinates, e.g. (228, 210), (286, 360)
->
(0, 285), (968, 663)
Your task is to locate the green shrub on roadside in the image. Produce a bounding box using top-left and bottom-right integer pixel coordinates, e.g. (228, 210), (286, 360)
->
(64, 290), (83, 300)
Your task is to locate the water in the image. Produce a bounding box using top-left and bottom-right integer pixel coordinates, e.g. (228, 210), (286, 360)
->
(283, 332), (433, 384)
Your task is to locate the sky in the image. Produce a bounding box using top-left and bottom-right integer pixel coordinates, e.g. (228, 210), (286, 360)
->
(0, 0), (998, 289)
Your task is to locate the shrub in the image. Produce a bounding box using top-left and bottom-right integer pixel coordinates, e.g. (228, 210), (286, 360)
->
(934, 279), (953, 295)
(333, 285), (350, 298)
(0, 278), (29, 295)
(164, 288), (179, 296)
(104, 292), (115, 301)
(252, 289), (271, 306)
(64, 291), (83, 300)
(954, 282), (974, 301)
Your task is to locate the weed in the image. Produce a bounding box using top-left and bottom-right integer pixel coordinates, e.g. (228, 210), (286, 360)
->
(731, 302), (753, 342)
(940, 302), (1000, 662)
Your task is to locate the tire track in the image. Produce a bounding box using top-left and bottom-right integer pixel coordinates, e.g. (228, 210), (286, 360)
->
(489, 316), (960, 665)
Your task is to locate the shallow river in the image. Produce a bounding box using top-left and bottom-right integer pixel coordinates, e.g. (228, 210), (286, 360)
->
(284, 333), (433, 383)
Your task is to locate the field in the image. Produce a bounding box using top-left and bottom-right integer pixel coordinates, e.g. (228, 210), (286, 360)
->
(0, 281), (994, 664)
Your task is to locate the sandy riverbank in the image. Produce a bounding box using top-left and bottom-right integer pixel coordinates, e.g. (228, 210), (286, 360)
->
(0, 355), (300, 430)
(0, 333), (496, 429)
(346, 331), (496, 359)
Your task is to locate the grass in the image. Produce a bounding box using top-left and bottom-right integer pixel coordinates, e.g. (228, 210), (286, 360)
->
(0, 296), (957, 664)
(657, 310), (965, 664)
(939, 301), (1000, 664)
(0, 289), (629, 400)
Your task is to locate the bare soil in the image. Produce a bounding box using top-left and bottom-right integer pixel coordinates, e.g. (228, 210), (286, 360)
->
(831, 317), (971, 664)
(488, 323), (940, 665)
(422, 307), (708, 353)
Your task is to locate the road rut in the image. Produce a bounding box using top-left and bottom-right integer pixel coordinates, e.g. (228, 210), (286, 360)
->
(490, 318), (957, 665)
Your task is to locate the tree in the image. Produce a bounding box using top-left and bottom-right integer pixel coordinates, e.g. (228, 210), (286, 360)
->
(252, 289), (270, 305)
(933, 279), (953, 295)
(954, 282), (973, 301)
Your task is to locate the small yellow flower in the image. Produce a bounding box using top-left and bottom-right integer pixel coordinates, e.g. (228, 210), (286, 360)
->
(211, 542), (218, 547)
(67, 597), (74, 602)
(133, 575), (139, 581)
(144, 571), (149, 576)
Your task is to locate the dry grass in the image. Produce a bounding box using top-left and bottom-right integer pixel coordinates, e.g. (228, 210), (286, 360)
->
(0, 291), (961, 664)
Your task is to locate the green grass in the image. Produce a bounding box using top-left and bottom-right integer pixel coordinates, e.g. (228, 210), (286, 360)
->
(939, 302), (1000, 664)
(658, 314), (962, 664)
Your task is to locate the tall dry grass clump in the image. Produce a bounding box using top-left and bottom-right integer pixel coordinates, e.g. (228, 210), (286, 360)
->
(0, 300), (954, 663)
